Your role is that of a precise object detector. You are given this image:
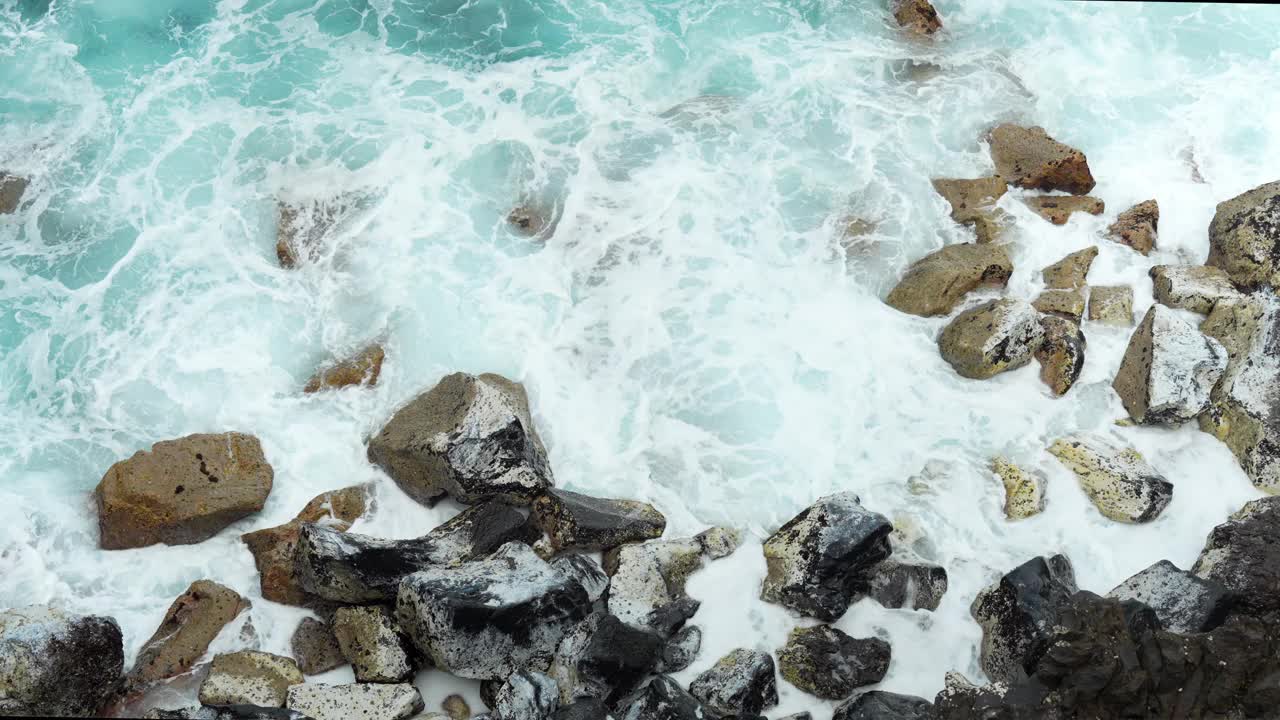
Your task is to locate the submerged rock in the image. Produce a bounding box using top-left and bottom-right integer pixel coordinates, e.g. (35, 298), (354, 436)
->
(1112, 304), (1227, 424)
(777, 625), (891, 700)
(614, 675), (703, 720)
(0, 606), (124, 717)
(1087, 285), (1133, 326)
(865, 558), (948, 611)
(1031, 288), (1085, 320)
(761, 492), (893, 621)
(987, 124), (1096, 195)
(884, 244), (1013, 317)
(197, 652), (303, 708)
(303, 344), (385, 393)
(605, 537), (707, 632)
(1024, 195), (1104, 225)
(129, 580), (252, 687)
(1193, 496), (1280, 616)
(892, 0), (942, 35)
(332, 605), (414, 683)
(1108, 199), (1159, 254)
(688, 649), (779, 718)
(96, 432), (274, 550)
(1042, 246), (1098, 289)
(1107, 559), (1234, 634)
(286, 683), (423, 720)
(367, 372), (553, 506)
(532, 489), (666, 553)
(1034, 315), (1086, 396)
(1149, 265), (1239, 314)
(508, 201), (559, 239)
(832, 691), (932, 720)
(1048, 434), (1173, 523)
(142, 706), (312, 720)
(493, 670), (560, 720)
(970, 554), (1078, 684)
(275, 196), (363, 269)
(931, 177), (1007, 242)
(1206, 180), (1280, 289)
(0, 173), (28, 214)
(990, 458), (1047, 520)
(938, 299), (1044, 380)
(290, 617), (344, 676)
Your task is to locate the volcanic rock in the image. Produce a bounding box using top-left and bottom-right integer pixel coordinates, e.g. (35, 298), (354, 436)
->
(832, 691), (932, 720)
(1032, 288), (1085, 320)
(1206, 180), (1280, 289)
(892, 0), (942, 35)
(1193, 496), (1280, 616)
(304, 344), (385, 393)
(989, 458), (1046, 520)
(332, 605), (414, 683)
(1024, 195), (1104, 225)
(0, 173), (28, 214)
(1041, 246), (1098, 289)
(688, 649), (779, 718)
(532, 489), (666, 553)
(1149, 265), (1239, 314)
(129, 580), (252, 687)
(1087, 285), (1133, 326)
(1034, 315), (1086, 396)
(1106, 559), (1234, 634)
(614, 675), (703, 720)
(970, 554), (1078, 684)
(285, 683), (424, 720)
(493, 670), (560, 720)
(197, 652), (303, 708)
(290, 617), (344, 676)
(1108, 199), (1159, 254)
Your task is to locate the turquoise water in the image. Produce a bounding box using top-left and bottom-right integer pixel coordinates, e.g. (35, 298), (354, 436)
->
(3, 0), (1280, 714)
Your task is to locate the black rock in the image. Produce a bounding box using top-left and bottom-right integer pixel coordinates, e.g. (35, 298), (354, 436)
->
(970, 554), (1078, 684)
(550, 699), (610, 720)
(657, 625), (701, 673)
(550, 553), (610, 605)
(532, 489), (667, 552)
(644, 597), (702, 639)
(776, 625), (890, 700)
(614, 675), (704, 720)
(832, 691), (933, 720)
(577, 615), (664, 701)
(865, 559), (948, 611)
(1193, 496), (1280, 616)
(688, 648), (779, 718)
(1107, 559), (1234, 633)
(494, 670), (561, 720)
(0, 606), (124, 717)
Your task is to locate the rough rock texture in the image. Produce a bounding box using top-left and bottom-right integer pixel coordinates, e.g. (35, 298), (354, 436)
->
(242, 485), (368, 606)
(1107, 559), (1234, 634)
(290, 617), (344, 676)
(1031, 288), (1085, 320)
(1206, 180), (1280, 289)
(1024, 195), (1104, 225)
(865, 559), (948, 611)
(576, 614), (663, 701)
(990, 458), (1046, 520)
(884, 244), (1013, 317)
(657, 625), (701, 674)
(1112, 304), (1227, 424)
(396, 542), (594, 679)
(286, 683), (423, 720)
(1034, 315), (1086, 397)
(493, 670), (560, 720)
(1048, 434), (1173, 523)
(198, 652), (303, 708)
(832, 691), (932, 720)
(1193, 496), (1280, 616)
(931, 177), (1007, 243)
(96, 432), (274, 549)
(1108, 199), (1159, 254)
(1150, 265), (1239, 314)
(688, 649), (779, 718)
(532, 489), (666, 552)
(304, 345), (385, 393)
(970, 554), (1078, 684)
(332, 606), (414, 683)
(130, 580), (252, 687)
(987, 124), (1095, 195)
(0, 173), (28, 214)
(777, 625), (890, 700)
(892, 0), (941, 35)
(367, 372), (553, 506)
(695, 527), (741, 560)
(0, 606), (124, 717)
(614, 675), (703, 720)
(938, 299), (1045, 380)
(605, 537), (707, 632)
(760, 492), (893, 621)
(1087, 285), (1134, 326)
(1042, 246), (1098, 289)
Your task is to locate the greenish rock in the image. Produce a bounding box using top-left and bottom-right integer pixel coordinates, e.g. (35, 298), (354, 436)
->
(332, 605), (413, 683)
(1048, 434), (1173, 523)
(990, 458), (1046, 520)
(777, 625), (890, 700)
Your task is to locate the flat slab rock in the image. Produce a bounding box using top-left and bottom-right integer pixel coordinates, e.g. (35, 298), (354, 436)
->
(938, 299), (1044, 380)
(970, 554), (1078, 684)
(1149, 265), (1239, 314)
(885, 243), (1012, 317)
(1087, 285), (1134, 326)
(0, 606), (124, 717)
(1206, 180), (1280, 289)
(777, 625), (890, 700)
(689, 648), (779, 717)
(198, 651), (303, 708)
(1048, 434), (1172, 524)
(1194, 496), (1280, 616)
(1112, 304), (1227, 425)
(129, 580), (252, 687)
(1107, 559), (1233, 634)
(286, 683), (423, 720)
(532, 488), (666, 552)
(987, 124), (1096, 195)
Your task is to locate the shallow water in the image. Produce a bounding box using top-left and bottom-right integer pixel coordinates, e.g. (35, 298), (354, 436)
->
(2, 0), (1279, 715)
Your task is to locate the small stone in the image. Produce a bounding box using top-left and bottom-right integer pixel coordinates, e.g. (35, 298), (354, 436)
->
(1193, 496), (1280, 616)
(657, 625), (702, 673)
(1024, 195), (1104, 225)
(885, 244), (1013, 317)
(833, 691), (933, 720)
(1032, 288), (1086, 320)
(1108, 200), (1159, 254)
(286, 683), (424, 720)
(970, 554), (1078, 684)
(1042, 246), (1098, 289)
(689, 649), (779, 718)
(442, 694), (470, 720)
(0, 173), (29, 214)
(531, 489), (666, 552)
(1107, 559), (1234, 634)
(198, 652), (303, 708)
(990, 458), (1046, 520)
(987, 124), (1096, 195)
(304, 344), (385, 393)
(332, 605), (414, 683)
(550, 699), (610, 720)
(938, 299), (1045, 380)
(1048, 434), (1173, 524)
(1150, 265), (1240, 314)
(0, 606), (124, 717)
(508, 202), (557, 238)
(1206, 180), (1280, 289)
(290, 617), (345, 676)
(1034, 315), (1086, 396)
(129, 580), (252, 687)
(892, 0), (942, 35)
(1087, 286), (1134, 326)
(777, 625), (891, 700)
(1112, 304), (1227, 424)
(931, 177), (1007, 242)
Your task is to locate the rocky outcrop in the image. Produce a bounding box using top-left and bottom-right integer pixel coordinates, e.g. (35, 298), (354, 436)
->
(532, 489), (666, 552)
(129, 580), (252, 687)
(1031, 288), (1085, 320)
(1150, 265), (1239, 314)
(614, 675), (703, 720)
(1108, 199), (1159, 254)
(832, 691), (932, 720)
(508, 202), (559, 239)
(1206, 180), (1280, 289)
(892, 0), (942, 35)
(286, 683), (424, 720)
(1024, 195), (1104, 225)
(760, 492), (893, 621)
(1042, 246), (1097, 289)
(688, 649), (778, 718)
(987, 124), (1095, 195)
(332, 605), (414, 683)
(865, 558), (948, 611)
(303, 345), (385, 393)
(931, 177), (1006, 243)
(242, 485), (368, 606)
(884, 244), (1013, 317)
(0, 606), (124, 717)
(1086, 285), (1133, 326)
(970, 554), (1078, 684)
(96, 433), (274, 549)
(1112, 304), (1227, 424)
(1193, 496), (1280, 616)
(1034, 315), (1086, 396)
(290, 617), (344, 675)
(990, 458), (1046, 520)
(1107, 559), (1234, 634)
(493, 670), (560, 720)
(0, 173), (28, 214)
(604, 537), (707, 632)
(197, 652), (303, 708)
(367, 372), (553, 506)
(1048, 434), (1173, 523)
(777, 625), (890, 700)
(938, 299), (1044, 380)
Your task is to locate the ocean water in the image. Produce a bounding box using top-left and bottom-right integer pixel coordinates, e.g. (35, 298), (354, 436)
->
(2, 0), (1279, 715)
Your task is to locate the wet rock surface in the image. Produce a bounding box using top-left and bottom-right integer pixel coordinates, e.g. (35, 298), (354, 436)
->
(1107, 559), (1234, 634)
(303, 344), (385, 393)
(1041, 246), (1098, 289)
(970, 554), (1078, 684)
(532, 489), (666, 552)
(1024, 195), (1104, 225)
(576, 614), (663, 701)
(892, 0), (942, 35)
(1149, 264), (1239, 314)
(285, 683), (424, 720)
(1207, 180), (1280, 289)
(931, 177), (1007, 242)
(864, 558), (948, 611)
(777, 625), (891, 700)
(290, 617), (345, 676)
(130, 580), (252, 687)
(493, 669), (561, 720)
(0, 173), (28, 214)
(832, 691), (932, 720)
(1108, 199), (1159, 254)
(1048, 434), (1173, 523)
(614, 675), (703, 720)
(332, 605), (414, 683)
(990, 458), (1046, 520)
(657, 625), (701, 674)
(198, 651), (303, 708)
(987, 124), (1096, 195)
(1193, 496), (1280, 616)
(688, 649), (778, 718)
(1034, 315), (1086, 396)
(1112, 304), (1227, 424)
(0, 606), (124, 717)
(1087, 285), (1134, 325)
(885, 243), (1013, 317)
(938, 299), (1045, 380)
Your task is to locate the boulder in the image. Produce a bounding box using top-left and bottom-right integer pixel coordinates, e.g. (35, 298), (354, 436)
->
(396, 542), (594, 679)
(938, 299), (1045, 380)
(303, 345), (385, 393)
(332, 606), (414, 683)
(367, 372), (553, 506)
(1041, 246), (1098, 289)
(1086, 285), (1133, 326)
(885, 244), (1013, 317)
(931, 177), (1007, 243)
(1031, 288), (1085, 320)
(1150, 265), (1239, 314)
(1112, 304), (1227, 424)
(1108, 199), (1159, 254)
(1206, 180), (1280, 289)
(198, 652), (303, 708)
(494, 670), (560, 720)
(242, 485), (369, 606)
(657, 625), (701, 673)
(0, 606), (123, 717)
(532, 489), (666, 553)
(987, 124), (1095, 195)
(1193, 496), (1280, 615)
(576, 614), (663, 701)
(286, 683), (423, 720)
(0, 173), (28, 214)
(892, 0), (942, 35)
(605, 537), (707, 632)
(96, 432), (274, 549)
(865, 559), (948, 611)
(760, 492), (893, 621)
(1033, 315), (1086, 397)
(614, 675), (703, 720)
(290, 617), (344, 676)
(1107, 559), (1234, 634)
(129, 580), (252, 687)
(832, 691), (932, 720)
(688, 649), (779, 718)
(777, 625), (891, 700)
(1024, 195), (1104, 225)
(989, 458), (1046, 520)
(1048, 434), (1173, 523)
(970, 554), (1078, 684)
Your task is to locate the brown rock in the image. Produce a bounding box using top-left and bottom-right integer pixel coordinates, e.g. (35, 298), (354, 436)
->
(0, 173), (29, 214)
(885, 244), (1013, 317)
(128, 580), (251, 687)
(893, 0), (942, 35)
(938, 299), (1045, 380)
(1032, 288), (1086, 320)
(95, 433), (274, 550)
(1088, 286), (1134, 326)
(442, 694), (471, 720)
(290, 617), (345, 676)
(988, 124), (1096, 195)
(1108, 200), (1159, 254)
(198, 651), (302, 707)
(1150, 265), (1240, 314)
(1042, 246), (1098, 289)
(1206, 181), (1280, 289)
(1024, 196), (1104, 225)
(241, 484), (369, 606)
(932, 177), (1009, 242)
(1034, 315), (1086, 396)
(303, 344), (385, 393)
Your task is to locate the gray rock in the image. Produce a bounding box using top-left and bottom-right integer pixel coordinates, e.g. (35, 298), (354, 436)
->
(833, 691), (933, 720)
(938, 299), (1044, 380)
(1107, 560), (1234, 634)
(0, 606), (123, 717)
(533, 489), (665, 553)
(657, 625), (701, 673)
(1206, 180), (1280, 289)
(777, 625), (890, 700)
(1151, 265), (1240, 314)
(332, 606), (414, 683)
(286, 683), (424, 720)
(885, 244), (1013, 317)
(688, 649), (778, 718)
(1112, 304), (1227, 424)
(970, 554), (1078, 684)
(290, 617), (345, 676)
(1048, 434), (1173, 524)
(1193, 496), (1280, 616)
(550, 553), (610, 605)
(760, 492), (892, 621)
(604, 537), (707, 632)
(865, 559), (948, 611)
(614, 676), (702, 720)
(143, 706), (313, 720)
(367, 372), (553, 506)
(550, 699), (610, 720)
(494, 670), (561, 720)
(198, 652), (303, 708)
